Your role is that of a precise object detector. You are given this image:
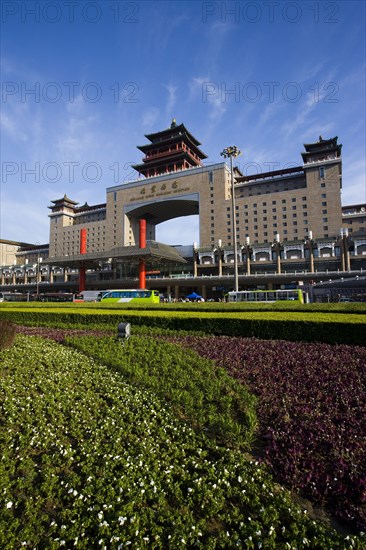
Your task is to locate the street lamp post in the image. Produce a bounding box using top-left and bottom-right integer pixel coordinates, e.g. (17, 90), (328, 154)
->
(36, 247), (40, 299)
(220, 146), (241, 292)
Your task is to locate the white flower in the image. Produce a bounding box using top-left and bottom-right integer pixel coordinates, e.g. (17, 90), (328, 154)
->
(6, 501), (13, 509)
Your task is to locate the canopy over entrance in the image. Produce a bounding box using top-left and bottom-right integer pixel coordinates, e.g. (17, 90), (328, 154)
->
(44, 241), (187, 269)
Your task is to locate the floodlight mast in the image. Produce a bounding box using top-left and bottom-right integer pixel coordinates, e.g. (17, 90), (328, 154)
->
(220, 146), (242, 293)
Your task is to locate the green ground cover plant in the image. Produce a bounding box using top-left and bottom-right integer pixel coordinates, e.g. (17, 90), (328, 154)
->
(1, 336), (364, 549)
(65, 335), (257, 449)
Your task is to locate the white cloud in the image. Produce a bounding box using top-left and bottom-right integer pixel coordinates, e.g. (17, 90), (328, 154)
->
(0, 195), (49, 243)
(156, 216), (199, 246)
(0, 111), (28, 142)
(142, 107), (160, 129)
(164, 84), (177, 119)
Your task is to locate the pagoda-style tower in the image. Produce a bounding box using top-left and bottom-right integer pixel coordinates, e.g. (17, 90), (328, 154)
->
(48, 194), (79, 215)
(301, 136), (342, 164)
(132, 119), (207, 178)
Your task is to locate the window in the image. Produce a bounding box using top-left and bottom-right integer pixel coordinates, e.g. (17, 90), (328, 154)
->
(321, 194), (326, 198)
(322, 201), (327, 206)
(323, 218), (328, 222)
(292, 198), (296, 202)
(319, 166), (325, 179)
(322, 210), (327, 214)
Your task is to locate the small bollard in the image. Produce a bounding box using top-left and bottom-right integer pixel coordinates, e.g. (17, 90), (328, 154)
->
(116, 322), (131, 343)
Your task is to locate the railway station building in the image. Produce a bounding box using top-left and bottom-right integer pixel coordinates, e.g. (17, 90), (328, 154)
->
(1, 121), (366, 300)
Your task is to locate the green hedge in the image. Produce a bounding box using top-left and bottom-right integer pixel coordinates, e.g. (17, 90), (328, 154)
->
(0, 307), (365, 345)
(1, 300), (365, 314)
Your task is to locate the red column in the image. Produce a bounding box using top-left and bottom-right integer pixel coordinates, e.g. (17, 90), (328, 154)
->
(139, 219), (146, 290)
(79, 228), (87, 292)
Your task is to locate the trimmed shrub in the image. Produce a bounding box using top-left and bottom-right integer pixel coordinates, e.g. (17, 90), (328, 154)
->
(0, 307), (365, 346)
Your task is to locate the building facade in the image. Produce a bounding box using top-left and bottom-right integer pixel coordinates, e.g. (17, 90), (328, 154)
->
(1, 123), (366, 298)
(47, 129), (345, 255)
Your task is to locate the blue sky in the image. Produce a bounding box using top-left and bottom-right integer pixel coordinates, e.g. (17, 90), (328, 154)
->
(1, 0), (365, 246)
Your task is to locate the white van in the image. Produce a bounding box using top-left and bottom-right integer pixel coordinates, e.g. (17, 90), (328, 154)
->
(74, 290), (103, 302)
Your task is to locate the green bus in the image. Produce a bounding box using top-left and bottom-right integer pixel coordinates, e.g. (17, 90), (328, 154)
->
(227, 289), (304, 303)
(101, 289), (160, 304)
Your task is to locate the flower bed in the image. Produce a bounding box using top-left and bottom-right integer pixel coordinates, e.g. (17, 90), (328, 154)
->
(1, 336), (363, 548)
(167, 335), (366, 531)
